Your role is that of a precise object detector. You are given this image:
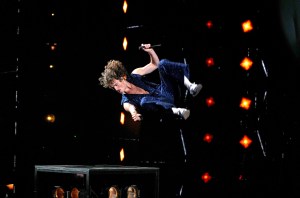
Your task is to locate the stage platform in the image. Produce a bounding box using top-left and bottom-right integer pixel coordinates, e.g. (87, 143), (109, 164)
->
(34, 165), (159, 198)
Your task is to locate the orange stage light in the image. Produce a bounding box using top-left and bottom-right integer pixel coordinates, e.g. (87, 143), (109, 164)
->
(120, 112), (125, 125)
(240, 97), (252, 110)
(240, 57), (253, 71)
(240, 135), (252, 148)
(123, 37), (128, 51)
(242, 19), (253, 33)
(120, 148), (125, 162)
(123, 0), (128, 14)
(45, 114), (56, 123)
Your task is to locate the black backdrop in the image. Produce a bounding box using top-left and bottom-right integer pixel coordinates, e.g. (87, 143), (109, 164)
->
(0, 0), (300, 197)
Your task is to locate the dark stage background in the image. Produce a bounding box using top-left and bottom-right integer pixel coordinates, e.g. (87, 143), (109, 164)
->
(0, 0), (300, 197)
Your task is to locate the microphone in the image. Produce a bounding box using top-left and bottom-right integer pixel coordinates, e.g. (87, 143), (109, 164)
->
(138, 44), (162, 50)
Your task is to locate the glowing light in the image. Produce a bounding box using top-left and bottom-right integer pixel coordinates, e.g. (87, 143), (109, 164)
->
(201, 172), (212, 183)
(45, 114), (56, 123)
(206, 97), (215, 107)
(239, 174), (245, 181)
(120, 148), (125, 162)
(123, 0), (128, 14)
(240, 135), (252, 148)
(203, 133), (213, 143)
(127, 185), (140, 198)
(120, 112), (125, 125)
(49, 64), (54, 69)
(53, 187), (64, 198)
(123, 37), (128, 51)
(240, 97), (251, 110)
(205, 57), (215, 67)
(51, 43), (57, 51)
(206, 20), (213, 29)
(71, 187), (80, 198)
(242, 19), (253, 33)
(109, 186), (120, 198)
(6, 184), (14, 190)
(46, 42), (57, 51)
(240, 57), (253, 71)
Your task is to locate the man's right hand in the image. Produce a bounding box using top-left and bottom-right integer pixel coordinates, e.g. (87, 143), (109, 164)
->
(131, 111), (143, 121)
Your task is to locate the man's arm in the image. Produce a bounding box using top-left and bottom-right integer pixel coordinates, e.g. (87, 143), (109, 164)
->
(132, 44), (159, 76)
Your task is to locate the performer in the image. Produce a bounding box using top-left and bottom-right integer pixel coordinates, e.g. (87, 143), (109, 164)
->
(98, 43), (203, 121)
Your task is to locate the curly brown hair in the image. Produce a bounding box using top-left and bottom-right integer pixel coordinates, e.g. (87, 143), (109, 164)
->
(98, 59), (128, 88)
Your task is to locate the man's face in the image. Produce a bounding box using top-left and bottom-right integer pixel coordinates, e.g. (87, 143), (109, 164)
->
(111, 78), (127, 94)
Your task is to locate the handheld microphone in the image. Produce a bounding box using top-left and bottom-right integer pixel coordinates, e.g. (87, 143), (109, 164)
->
(138, 44), (162, 50)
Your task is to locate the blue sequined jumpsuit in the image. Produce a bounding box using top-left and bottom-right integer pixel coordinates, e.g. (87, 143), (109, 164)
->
(121, 59), (190, 112)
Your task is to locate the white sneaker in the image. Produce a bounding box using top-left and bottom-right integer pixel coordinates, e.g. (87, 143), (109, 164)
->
(189, 83), (203, 97)
(173, 108), (190, 120)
